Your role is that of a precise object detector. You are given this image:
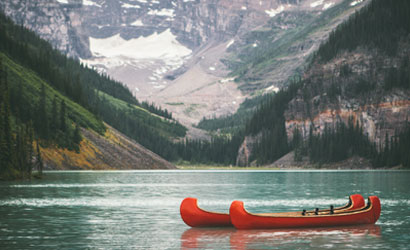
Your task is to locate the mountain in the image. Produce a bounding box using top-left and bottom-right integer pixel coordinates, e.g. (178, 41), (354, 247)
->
(0, 0), (367, 132)
(237, 0), (410, 168)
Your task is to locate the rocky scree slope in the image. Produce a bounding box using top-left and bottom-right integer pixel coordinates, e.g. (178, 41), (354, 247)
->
(41, 125), (175, 170)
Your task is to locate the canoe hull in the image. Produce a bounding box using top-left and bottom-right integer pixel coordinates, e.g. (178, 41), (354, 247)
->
(180, 197), (232, 227)
(230, 196), (381, 230)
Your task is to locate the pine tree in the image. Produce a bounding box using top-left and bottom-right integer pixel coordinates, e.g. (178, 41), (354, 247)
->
(0, 59), (12, 173)
(51, 96), (58, 134)
(35, 141), (43, 177)
(59, 99), (67, 132)
(37, 83), (49, 139)
(72, 123), (82, 153)
(26, 122), (34, 177)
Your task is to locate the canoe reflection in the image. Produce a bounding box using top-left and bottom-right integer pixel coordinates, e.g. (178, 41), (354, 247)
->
(181, 225), (381, 249)
(230, 224), (381, 250)
(181, 228), (236, 249)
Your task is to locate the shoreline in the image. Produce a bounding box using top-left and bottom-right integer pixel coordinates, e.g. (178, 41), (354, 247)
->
(176, 165), (406, 170)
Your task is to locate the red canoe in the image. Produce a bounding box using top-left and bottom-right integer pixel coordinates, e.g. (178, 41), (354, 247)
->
(180, 194), (364, 228)
(229, 196), (381, 230)
(180, 197), (232, 227)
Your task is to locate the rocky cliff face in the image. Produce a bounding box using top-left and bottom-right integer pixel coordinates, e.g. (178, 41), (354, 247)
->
(285, 45), (410, 148)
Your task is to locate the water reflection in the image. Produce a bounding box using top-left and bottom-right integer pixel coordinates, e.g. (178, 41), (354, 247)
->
(181, 228), (236, 250)
(181, 225), (381, 250)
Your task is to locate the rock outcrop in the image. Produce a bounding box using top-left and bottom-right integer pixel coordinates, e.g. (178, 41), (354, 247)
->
(284, 46), (410, 148)
(236, 135), (260, 166)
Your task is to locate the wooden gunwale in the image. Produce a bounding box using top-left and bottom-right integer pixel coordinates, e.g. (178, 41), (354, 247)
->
(244, 198), (373, 218)
(304, 195), (354, 215)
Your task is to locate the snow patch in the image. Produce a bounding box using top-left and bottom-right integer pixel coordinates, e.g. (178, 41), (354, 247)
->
(88, 29), (191, 60)
(241, 6), (247, 10)
(323, 2), (334, 10)
(226, 39), (235, 49)
(220, 77), (235, 83)
(209, 67), (216, 71)
(83, 0), (101, 7)
(131, 19), (144, 26)
(266, 85), (279, 92)
(82, 29), (192, 76)
(122, 3), (140, 8)
(56, 0), (68, 4)
(252, 43), (258, 48)
(350, 0), (363, 6)
(310, 0), (324, 8)
(147, 8), (175, 17)
(265, 5), (285, 17)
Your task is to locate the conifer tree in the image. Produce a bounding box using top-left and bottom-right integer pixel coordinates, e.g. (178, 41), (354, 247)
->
(51, 96), (58, 134)
(37, 83), (49, 139)
(72, 124), (82, 153)
(0, 59), (12, 172)
(26, 122), (34, 177)
(59, 99), (67, 132)
(35, 141), (43, 177)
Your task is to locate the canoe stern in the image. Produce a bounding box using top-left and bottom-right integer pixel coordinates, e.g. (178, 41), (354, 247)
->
(180, 197), (231, 227)
(369, 196), (381, 223)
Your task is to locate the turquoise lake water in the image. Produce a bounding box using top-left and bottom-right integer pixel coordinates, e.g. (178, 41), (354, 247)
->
(0, 170), (409, 249)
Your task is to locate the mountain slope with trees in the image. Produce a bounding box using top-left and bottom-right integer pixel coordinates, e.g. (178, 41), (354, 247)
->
(236, 0), (410, 168)
(0, 12), (183, 178)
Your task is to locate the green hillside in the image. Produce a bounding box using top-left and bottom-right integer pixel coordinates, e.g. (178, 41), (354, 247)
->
(0, 11), (187, 166)
(1, 52), (104, 134)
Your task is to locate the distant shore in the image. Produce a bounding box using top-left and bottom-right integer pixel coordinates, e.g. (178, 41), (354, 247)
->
(176, 164), (406, 171)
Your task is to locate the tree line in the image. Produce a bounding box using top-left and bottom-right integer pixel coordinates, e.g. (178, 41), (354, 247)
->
(292, 118), (410, 168)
